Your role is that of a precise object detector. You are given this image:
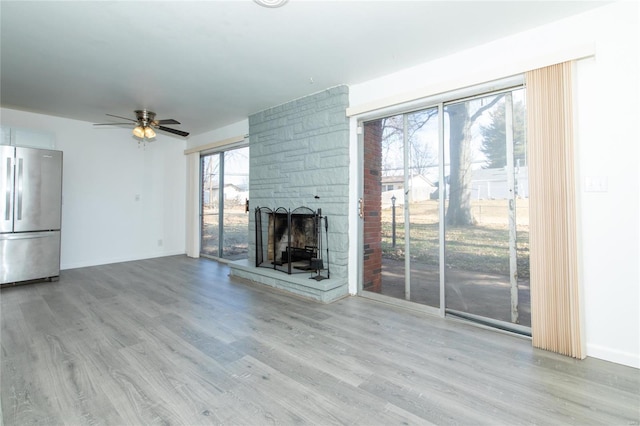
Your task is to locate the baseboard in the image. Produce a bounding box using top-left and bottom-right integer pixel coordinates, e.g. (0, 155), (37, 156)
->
(61, 250), (186, 270)
(587, 343), (640, 369)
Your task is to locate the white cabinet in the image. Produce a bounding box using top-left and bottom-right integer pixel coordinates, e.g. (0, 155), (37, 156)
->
(0, 126), (55, 149)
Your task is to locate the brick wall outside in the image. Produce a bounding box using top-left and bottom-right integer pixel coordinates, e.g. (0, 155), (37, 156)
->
(248, 86), (350, 287)
(362, 120), (382, 292)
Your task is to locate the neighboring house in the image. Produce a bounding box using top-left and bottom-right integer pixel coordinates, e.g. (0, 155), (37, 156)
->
(399, 168), (531, 203)
(471, 166), (529, 200)
(381, 174), (437, 207)
(203, 183), (248, 206)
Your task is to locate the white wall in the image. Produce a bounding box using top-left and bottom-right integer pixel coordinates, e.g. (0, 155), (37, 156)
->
(348, 2), (639, 368)
(1, 108), (187, 269)
(186, 119), (248, 151)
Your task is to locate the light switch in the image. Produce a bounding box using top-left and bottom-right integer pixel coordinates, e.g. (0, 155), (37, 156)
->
(584, 176), (608, 192)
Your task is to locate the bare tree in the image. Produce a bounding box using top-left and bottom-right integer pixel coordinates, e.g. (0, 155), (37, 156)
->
(380, 109), (438, 177)
(380, 115), (404, 176)
(202, 155), (219, 209)
(407, 109), (438, 176)
(446, 95), (504, 226)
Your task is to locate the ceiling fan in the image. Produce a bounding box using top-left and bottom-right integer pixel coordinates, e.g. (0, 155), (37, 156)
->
(93, 110), (190, 139)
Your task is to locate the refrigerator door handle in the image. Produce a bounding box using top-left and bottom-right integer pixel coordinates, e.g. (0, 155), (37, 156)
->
(4, 157), (11, 221)
(16, 158), (23, 220)
(0, 232), (54, 240)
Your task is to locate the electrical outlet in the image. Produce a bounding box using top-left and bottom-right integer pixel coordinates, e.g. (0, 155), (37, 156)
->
(158, 239), (163, 247)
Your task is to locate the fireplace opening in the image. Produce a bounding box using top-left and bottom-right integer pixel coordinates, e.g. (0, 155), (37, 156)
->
(255, 206), (326, 277)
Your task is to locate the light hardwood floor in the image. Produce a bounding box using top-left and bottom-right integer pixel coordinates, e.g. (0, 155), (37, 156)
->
(1, 255), (639, 425)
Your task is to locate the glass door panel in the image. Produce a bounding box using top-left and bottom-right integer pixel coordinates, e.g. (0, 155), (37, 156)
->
(361, 116), (402, 298)
(407, 107), (440, 307)
(362, 108), (441, 310)
(443, 89), (530, 328)
(222, 147), (250, 260)
(513, 89), (530, 327)
(201, 153), (220, 256)
(379, 114), (406, 300)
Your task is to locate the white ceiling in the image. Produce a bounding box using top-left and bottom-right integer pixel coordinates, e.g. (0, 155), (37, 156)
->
(1, 1), (607, 138)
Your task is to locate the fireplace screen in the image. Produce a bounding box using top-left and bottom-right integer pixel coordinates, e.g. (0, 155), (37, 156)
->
(255, 206), (325, 276)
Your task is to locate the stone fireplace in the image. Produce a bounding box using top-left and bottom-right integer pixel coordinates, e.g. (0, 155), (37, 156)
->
(228, 86), (349, 303)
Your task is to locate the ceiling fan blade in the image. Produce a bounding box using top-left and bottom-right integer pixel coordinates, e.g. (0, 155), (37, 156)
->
(157, 126), (189, 137)
(93, 122), (134, 126)
(156, 119), (180, 125)
(105, 113), (137, 122)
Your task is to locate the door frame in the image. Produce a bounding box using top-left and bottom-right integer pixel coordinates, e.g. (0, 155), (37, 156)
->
(354, 76), (529, 330)
(199, 143), (249, 259)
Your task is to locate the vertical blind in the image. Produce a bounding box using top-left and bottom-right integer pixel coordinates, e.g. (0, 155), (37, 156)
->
(186, 152), (200, 258)
(527, 61), (584, 358)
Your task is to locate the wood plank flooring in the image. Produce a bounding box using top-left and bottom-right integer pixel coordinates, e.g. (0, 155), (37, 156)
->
(2, 255), (639, 425)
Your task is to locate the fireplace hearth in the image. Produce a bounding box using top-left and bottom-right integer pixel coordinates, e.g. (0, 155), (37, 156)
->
(255, 206), (327, 278)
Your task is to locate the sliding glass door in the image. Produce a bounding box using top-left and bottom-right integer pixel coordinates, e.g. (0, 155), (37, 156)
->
(200, 146), (249, 260)
(360, 85), (530, 332)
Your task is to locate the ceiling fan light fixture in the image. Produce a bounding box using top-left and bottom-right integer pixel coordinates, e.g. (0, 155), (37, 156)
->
(144, 127), (156, 139)
(133, 126), (145, 138)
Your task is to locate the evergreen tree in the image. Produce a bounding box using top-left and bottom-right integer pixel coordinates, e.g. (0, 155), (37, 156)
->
(480, 100), (527, 169)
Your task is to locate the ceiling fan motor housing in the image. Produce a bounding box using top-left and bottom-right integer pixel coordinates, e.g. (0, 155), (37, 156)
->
(135, 110), (156, 127)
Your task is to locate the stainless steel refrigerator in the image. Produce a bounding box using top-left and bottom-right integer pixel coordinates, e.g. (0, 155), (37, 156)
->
(1, 146), (63, 285)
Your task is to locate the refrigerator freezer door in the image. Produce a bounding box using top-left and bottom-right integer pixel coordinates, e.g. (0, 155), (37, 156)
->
(1, 145), (15, 233)
(0, 231), (61, 284)
(14, 147), (62, 232)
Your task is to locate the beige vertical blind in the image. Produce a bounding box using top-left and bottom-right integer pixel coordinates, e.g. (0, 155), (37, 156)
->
(185, 152), (201, 258)
(527, 62), (584, 359)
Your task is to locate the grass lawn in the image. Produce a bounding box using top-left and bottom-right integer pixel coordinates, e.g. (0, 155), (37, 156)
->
(201, 204), (249, 259)
(381, 199), (530, 278)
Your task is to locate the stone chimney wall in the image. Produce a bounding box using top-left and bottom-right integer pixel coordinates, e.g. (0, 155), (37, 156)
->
(246, 86), (350, 294)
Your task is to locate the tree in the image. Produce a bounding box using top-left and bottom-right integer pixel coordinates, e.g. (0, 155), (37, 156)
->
(380, 109), (438, 177)
(380, 115), (404, 176)
(480, 100), (527, 169)
(202, 155), (219, 209)
(446, 95), (504, 226)
(407, 109), (438, 176)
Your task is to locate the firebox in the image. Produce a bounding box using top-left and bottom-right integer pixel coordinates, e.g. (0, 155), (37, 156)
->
(255, 206), (326, 277)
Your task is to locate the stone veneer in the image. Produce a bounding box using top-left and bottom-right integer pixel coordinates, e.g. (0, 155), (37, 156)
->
(229, 86), (350, 303)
